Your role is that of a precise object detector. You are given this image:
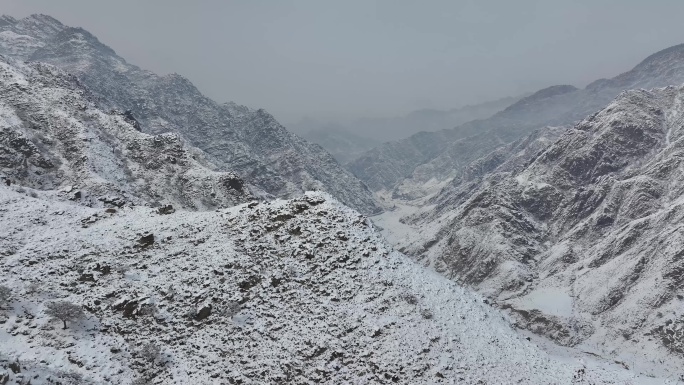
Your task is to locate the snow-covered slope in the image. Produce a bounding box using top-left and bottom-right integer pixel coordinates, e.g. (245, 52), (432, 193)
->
(0, 56), (249, 210)
(350, 43), (684, 198)
(0, 14), (380, 215)
(0, 187), (669, 384)
(396, 86), (684, 377)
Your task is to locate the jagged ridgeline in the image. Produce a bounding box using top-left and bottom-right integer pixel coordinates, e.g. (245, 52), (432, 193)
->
(0, 14), (380, 214)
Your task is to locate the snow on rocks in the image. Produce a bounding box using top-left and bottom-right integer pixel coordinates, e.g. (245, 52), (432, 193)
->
(0, 188), (668, 384)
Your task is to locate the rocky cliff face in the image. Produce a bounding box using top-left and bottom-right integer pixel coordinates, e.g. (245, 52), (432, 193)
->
(0, 56), (249, 210)
(350, 43), (684, 199)
(0, 14), (380, 214)
(399, 86), (684, 375)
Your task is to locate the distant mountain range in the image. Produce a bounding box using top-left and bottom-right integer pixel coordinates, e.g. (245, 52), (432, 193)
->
(292, 95), (525, 164)
(349, 43), (684, 198)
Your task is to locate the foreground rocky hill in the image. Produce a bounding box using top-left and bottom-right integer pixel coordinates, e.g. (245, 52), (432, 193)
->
(389, 86), (684, 378)
(0, 14), (380, 214)
(0, 188), (667, 384)
(350, 43), (684, 198)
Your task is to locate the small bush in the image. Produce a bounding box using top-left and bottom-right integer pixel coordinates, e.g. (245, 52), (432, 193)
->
(420, 308), (434, 320)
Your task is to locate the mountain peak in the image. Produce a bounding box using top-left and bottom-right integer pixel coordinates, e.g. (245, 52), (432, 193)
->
(18, 13), (65, 33)
(23, 13), (63, 25)
(633, 43), (684, 71)
(0, 15), (17, 27)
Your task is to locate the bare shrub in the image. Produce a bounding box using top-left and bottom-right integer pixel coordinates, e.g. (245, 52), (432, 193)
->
(114, 264), (131, 275)
(220, 301), (241, 318)
(138, 342), (161, 362)
(0, 286), (10, 308)
(54, 370), (86, 384)
(26, 281), (41, 294)
(401, 293), (418, 305)
(45, 301), (86, 329)
(139, 303), (158, 317)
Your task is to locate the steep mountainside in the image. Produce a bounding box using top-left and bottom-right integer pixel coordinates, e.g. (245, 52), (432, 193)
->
(350, 43), (684, 197)
(397, 86), (684, 376)
(0, 14), (380, 214)
(0, 56), (249, 210)
(0, 189), (665, 384)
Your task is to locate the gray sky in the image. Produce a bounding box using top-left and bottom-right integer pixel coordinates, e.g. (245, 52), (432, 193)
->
(5, 0), (684, 123)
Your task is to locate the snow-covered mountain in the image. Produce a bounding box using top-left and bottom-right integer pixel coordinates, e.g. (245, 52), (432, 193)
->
(0, 56), (249, 210)
(0, 187), (668, 384)
(387, 86), (684, 377)
(2, 11), (683, 384)
(350, 43), (684, 198)
(0, 14), (380, 215)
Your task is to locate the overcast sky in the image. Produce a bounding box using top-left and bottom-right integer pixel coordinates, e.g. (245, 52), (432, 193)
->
(5, 0), (684, 123)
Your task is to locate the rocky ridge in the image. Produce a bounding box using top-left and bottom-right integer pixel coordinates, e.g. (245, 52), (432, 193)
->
(0, 188), (666, 384)
(0, 56), (249, 210)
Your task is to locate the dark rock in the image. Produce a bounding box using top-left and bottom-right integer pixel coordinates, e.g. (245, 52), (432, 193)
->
(157, 205), (175, 215)
(238, 275), (261, 292)
(78, 273), (95, 282)
(8, 361), (20, 374)
(137, 233), (154, 248)
(195, 304), (212, 321)
(122, 110), (142, 131)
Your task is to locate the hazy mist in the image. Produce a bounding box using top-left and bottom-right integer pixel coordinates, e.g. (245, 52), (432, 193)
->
(6, 0), (684, 125)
